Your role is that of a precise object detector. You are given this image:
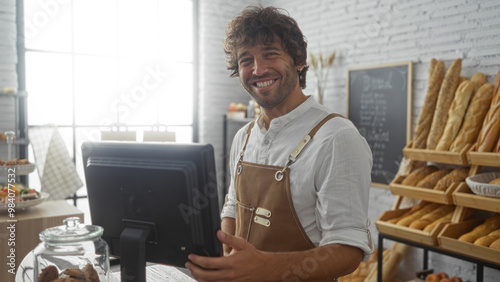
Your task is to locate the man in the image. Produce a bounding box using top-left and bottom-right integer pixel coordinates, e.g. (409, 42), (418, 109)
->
(185, 6), (373, 281)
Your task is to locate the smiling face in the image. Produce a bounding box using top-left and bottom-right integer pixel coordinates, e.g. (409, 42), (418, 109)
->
(237, 38), (303, 110)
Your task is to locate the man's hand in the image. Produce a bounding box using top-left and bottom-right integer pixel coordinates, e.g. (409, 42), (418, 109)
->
(185, 229), (363, 281)
(185, 230), (268, 282)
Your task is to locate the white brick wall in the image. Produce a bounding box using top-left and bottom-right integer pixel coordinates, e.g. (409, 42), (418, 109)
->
(0, 0), (17, 90)
(199, 0), (500, 280)
(0, 0), (17, 163)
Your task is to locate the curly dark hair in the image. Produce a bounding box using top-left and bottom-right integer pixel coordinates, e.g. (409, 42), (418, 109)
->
(224, 6), (309, 89)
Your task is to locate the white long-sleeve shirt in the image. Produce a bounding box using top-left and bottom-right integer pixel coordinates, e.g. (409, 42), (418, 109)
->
(221, 96), (373, 259)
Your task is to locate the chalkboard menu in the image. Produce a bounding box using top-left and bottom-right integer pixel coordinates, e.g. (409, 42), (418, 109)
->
(347, 62), (413, 188)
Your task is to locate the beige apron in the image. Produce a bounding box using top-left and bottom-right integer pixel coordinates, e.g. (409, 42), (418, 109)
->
(234, 113), (341, 281)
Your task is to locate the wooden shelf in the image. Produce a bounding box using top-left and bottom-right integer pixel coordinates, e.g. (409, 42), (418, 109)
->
(390, 175), (460, 205)
(379, 133), (500, 281)
(403, 142), (471, 165)
(453, 182), (500, 213)
(468, 150), (500, 167)
(376, 207), (451, 246)
(438, 219), (500, 265)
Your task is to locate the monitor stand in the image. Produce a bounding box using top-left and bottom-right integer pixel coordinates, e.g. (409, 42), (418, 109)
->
(120, 220), (156, 282)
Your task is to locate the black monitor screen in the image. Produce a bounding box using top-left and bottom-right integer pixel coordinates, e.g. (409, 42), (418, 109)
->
(82, 141), (221, 281)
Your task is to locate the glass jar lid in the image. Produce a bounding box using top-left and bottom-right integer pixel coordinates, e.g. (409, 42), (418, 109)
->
(40, 217), (104, 243)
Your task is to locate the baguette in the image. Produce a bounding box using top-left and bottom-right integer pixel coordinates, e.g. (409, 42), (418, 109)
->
(387, 201), (430, 224)
(477, 100), (500, 152)
(427, 58), (462, 150)
(474, 235), (500, 247)
(401, 165), (439, 186)
(416, 168), (451, 188)
(435, 80), (474, 151)
(493, 67), (500, 107)
(486, 229), (500, 237)
(493, 83), (500, 153)
(490, 237), (500, 249)
(409, 205), (455, 230)
(470, 72), (487, 93)
(496, 135), (500, 153)
(474, 229), (500, 247)
(458, 76), (468, 85)
(423, 210), (454, 232)
(413, 59), (445, 149)
(458, 214), (500, 243)
(434, 167), (470, 191)
(476, 79), (500, 152)
(449, 83), (495, 152)
(396, 203), (440, 227)
(478, 69), (500, 144)
(423, 208), (474, 233)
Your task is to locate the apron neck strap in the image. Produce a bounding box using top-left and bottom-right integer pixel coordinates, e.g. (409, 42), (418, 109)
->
(308, 113), (343, 138)
(281, 113), (343, 173)
(238, 113), (343, 165)
(238, 120), (255, 162)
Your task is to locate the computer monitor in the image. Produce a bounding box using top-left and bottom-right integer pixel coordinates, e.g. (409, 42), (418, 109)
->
(82, 141), (222, 282)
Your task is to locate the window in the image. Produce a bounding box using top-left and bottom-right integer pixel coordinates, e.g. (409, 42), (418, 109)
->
(22, 0), (196, 203)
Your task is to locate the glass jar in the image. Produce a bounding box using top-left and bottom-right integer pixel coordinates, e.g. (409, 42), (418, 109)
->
(33, 217), (109, 282)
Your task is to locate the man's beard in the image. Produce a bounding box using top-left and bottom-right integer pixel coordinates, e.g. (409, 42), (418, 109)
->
(240, 63), (298, 109)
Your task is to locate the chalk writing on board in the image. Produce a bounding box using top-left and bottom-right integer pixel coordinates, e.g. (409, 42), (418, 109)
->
(348, 63), (411, 186)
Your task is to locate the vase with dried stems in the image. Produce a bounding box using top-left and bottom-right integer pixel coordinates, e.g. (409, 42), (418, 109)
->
(308, 50), (336, 105)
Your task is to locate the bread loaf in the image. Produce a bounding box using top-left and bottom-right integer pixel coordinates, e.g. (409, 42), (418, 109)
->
(396, 203), (440, 227)
(492, 67), (500, 107)
(474, 229), (500, 247)
(409, 205), (455, 230)
(487, 229), (500, 237)
(477, 101), (500, 152)
(458, 214), (500, 243)
(490, 238), (500, 250)
(427, 59), (462, 150)
(477, 70), (500, 149)
(423, 208), (474, 233)
(425, 273), (439, 282)
(496, 135), (500, 153)
(489, 178), (500, 185)
(476, 77), (500, 152)
(465, 72), (488, 150)
(416, 168), (451, 188)
(434, 167), (470, 191)
(423, 210), (454, 232)
(449, 83), (495, 152)
(474, 235), (500, 247)
(387, 201), (430, 224)
(458, 76), (468, 84)
(428, 57), (437, 74)
(470, 72), (487, 93)
(435, 80), (474, 151)
(401, 166), (439, 186)
(406, 160), (428, 175)
(413, 59), (445, 149)
(459, 233), (483, 243)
